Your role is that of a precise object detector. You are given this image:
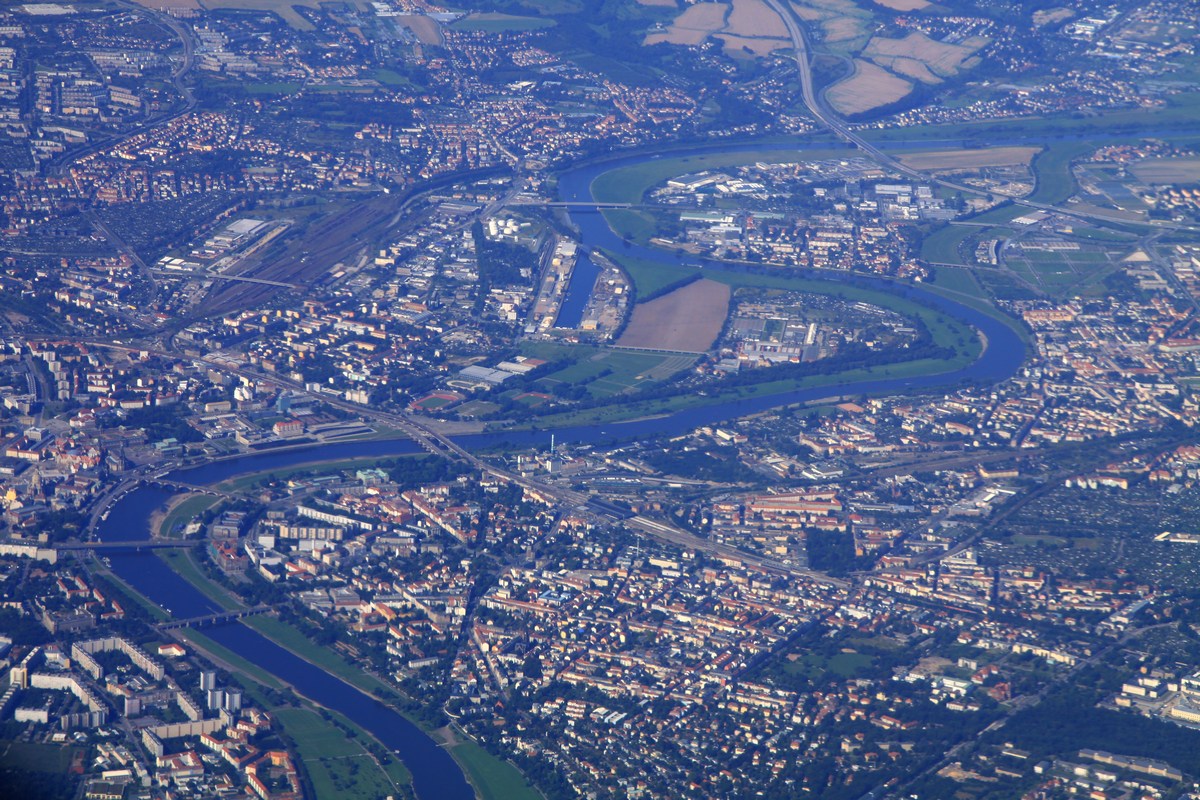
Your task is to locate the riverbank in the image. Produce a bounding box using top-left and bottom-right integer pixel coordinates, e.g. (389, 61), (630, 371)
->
(153, 493), (221, 540)
(141, 497), (541, 800)
(167, 625), (416, 800)
(90, 140), (1031, 800)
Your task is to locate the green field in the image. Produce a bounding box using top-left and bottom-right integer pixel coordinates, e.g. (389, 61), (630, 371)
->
(974, 268), (1039, 301)
(919, 278), (1032, 347)
(243, 81), (304, 94)
(369, 68), (414, 87)
(601, 208), (659, 244)
(1027, 141), (1092, 206)
(177, 628), (284, 691)
(243, 615), (395, 694)
(455, 399), (502, 417)
(200, 0), (318, 30)
(862, 91), (1200, 144)
(520, 344), (980, 430)
(931, 265), (986, 299)
(921, 224), (976, 265)
(215, 454), (427, 493)
(522, 342), (694, 398)
(783, 650), (875, 681)
(159, 493), (221, 539)
(590, 147), (844, 205)
(276, 707), (410, 800)
(1002, 245), (1120, 297)
(968, 203), (1032, 225)
(157, 548), (242, 611)
(604, 249), (696, 300)
(449, 736), (543, 800)
(1067, 225), (1140, 244)
(450, 12), (555, 31)
(0, 741), (78, 773)
(492, 253), (1016, 429)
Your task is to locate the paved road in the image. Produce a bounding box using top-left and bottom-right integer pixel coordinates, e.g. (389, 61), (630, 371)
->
(762, 0), (1200, 233)
(41, 336), (842, 585)
(46, 0), (197, 172)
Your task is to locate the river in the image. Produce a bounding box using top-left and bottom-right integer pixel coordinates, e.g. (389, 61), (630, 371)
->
(98, 141), (1027, 799)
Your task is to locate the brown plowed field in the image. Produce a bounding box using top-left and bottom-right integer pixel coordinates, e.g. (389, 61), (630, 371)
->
(617, 279), (731, 353)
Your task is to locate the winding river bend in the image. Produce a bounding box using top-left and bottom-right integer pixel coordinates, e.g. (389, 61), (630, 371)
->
(98, 143), (1027, 799)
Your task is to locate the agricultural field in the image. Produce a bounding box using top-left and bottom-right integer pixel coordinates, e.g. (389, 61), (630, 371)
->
(1130, 157), (1200, 184)
(398, 15), (442, 45)
(718, 0), (789, 56)
(643, 0), (787, 56)
(725, 0), (786, 36)
(644, 2), (728, 46)
(863, 31), (986, 83)
(826, 59), (912, 116)
(1032, 7), (1073, 26)
(617, 278), (731, 352)
(790, 0), (873, 52)
(871, 0), (927, 9)
(131, 0), (199, 9)
(199, 0), (320, 29)
(897, 146), (1040, 172)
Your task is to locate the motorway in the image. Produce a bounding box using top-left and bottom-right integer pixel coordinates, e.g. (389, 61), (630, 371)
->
(761, 0), (1200, 234)
(44, 336), (846, 588)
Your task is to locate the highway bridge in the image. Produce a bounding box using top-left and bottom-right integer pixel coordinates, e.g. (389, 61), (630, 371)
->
(762, 0), (1200, 234)
(157, 605), (272, 630)
(141, 479), (235, 499)
(509, 200), (634, 209)
(54, 540), (197, 552)
(46, 338), (845, 586)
